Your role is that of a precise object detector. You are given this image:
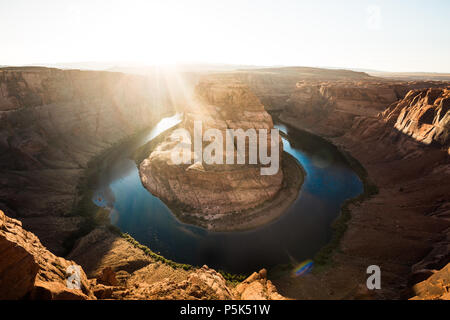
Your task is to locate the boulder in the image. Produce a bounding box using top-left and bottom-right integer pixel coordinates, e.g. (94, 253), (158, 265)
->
(0, 210), (94, 299)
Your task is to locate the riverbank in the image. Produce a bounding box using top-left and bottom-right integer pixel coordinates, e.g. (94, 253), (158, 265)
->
(133, 124), (306, 232)
(64, 112), (178, 253)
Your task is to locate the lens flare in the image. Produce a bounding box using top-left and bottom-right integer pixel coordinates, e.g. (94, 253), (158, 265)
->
(293, 259), (314, 277)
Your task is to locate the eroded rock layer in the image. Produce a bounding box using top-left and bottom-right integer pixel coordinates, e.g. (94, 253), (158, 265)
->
(200, 67), (375, 111)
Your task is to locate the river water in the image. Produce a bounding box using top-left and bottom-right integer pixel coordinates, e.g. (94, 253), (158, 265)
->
(92, 114), (363, 274)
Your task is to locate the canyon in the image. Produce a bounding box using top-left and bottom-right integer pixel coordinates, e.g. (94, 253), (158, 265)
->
(0, 66), (449, 300)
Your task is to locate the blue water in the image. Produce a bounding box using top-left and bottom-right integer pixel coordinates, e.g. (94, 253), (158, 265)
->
(92, 115), (363, 274)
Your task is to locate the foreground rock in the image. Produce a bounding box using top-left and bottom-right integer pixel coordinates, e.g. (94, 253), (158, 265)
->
(138, 80), (296, 230)
(271, 86), (450, 299)
(1, 209), (286, 300)
(0, 67), (178, 254)
(382, 87), (449, 148)
(0, 210), (94, 299)
(201, 67), (375, 112)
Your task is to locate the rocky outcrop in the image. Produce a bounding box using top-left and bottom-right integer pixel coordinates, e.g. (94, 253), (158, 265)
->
(0, 67), (289, 301)
(382, 88), (449, 147)
(201, 67), (374, 112)
(0, 67), (176, 253)
(121, 265), (234, 300)
(233, 268), (286, 300)
(1, 209), (287, 300)
(138, 80), (290, 230)
(0, 210), (94, 299)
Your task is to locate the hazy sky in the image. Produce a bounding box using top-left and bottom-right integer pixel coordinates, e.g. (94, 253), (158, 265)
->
(1, 0), (449, 72)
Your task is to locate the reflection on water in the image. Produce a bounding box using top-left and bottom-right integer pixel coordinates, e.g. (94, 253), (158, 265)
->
(143, 114), (184, 143)
(92, 116), (363, 274)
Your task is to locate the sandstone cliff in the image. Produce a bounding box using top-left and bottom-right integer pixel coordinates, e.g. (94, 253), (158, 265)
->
(271, 85), (449, 299)
(138, 80), (295, 230)
(202, 67), (374, 112)
(0, 67), (175, 254)
(0, 67), (289, 301)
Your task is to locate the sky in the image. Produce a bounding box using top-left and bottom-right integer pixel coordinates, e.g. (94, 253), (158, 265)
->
(1, 0), (449, 72)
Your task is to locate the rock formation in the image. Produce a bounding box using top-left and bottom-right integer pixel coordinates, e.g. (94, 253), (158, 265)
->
(410, 263), (450, 300)
(233, 268), (286, 300)
(268, 84), (450, 300)
(383, 88), (449, 148)
(278, 79), (448, 137)
(0, 209), (286, 300)
(138, 80), (294, 230)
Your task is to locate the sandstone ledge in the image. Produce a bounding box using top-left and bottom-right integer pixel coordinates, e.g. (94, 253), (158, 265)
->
(1, 209), (288, 300)
(0, 210), (94, 299)
(271, 87), (449, 300)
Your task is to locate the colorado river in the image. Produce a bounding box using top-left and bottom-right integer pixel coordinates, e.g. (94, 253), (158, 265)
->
(92, 114), (363, 274)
